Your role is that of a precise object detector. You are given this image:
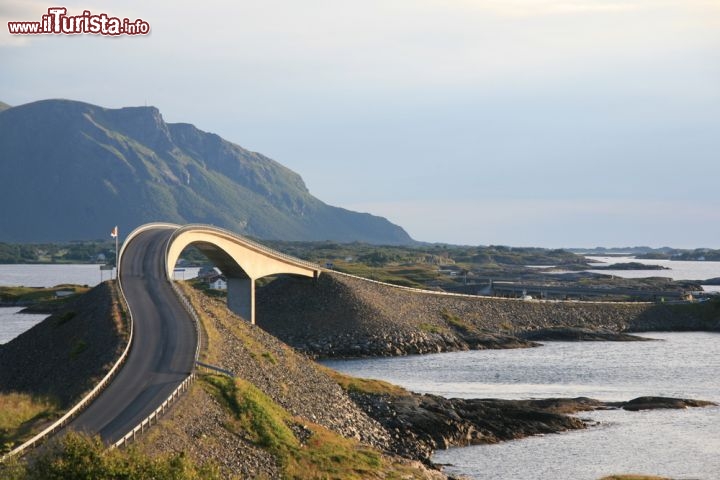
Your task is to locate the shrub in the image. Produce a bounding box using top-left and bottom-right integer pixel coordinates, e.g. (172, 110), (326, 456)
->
(7, 432), (221, 480)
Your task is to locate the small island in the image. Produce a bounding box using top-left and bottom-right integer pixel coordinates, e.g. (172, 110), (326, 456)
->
(592, 262), (670, 271)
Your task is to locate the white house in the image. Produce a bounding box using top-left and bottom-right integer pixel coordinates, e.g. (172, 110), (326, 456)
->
(208, 274), (227, 291)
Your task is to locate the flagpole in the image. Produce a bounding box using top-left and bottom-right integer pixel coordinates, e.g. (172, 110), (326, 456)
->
(111, 226), (119, 281)
(115, 230), (119, 280)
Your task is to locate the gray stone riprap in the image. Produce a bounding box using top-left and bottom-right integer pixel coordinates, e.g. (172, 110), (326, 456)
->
(194, 292), (393, 450)
(256, 272), (720, 358)
(138, 385), (282, 479)
(0, 282), (124, 407)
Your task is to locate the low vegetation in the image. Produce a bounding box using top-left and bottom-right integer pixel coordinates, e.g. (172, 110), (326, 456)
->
(0, 393), (59, 454)
(321, 367), (409, 397)
(201, 374), (401, 480)
(2, 432), (221, 480)
(440, 310), (477, 335)
(667, 296), (720, 327)
(0, 242), (115, 264)
(0, 285), (89, 307)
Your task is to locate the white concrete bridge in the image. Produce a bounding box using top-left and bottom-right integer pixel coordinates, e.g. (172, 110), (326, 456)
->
(124, 223), (322, 324)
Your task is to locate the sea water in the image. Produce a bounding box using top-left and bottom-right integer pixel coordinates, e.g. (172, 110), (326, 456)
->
(0, 264), (199, 344)
(323, 332), (720, 480)
(0, 307), (48, 344)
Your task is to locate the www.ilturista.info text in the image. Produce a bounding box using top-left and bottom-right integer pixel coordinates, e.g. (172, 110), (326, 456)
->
(8, 7), (150, 35)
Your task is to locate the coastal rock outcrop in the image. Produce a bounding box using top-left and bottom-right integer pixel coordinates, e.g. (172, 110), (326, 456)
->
(348, 391), (718, 464)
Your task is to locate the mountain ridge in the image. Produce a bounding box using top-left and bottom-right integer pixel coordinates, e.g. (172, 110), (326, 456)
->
(0, 99), (414, 244)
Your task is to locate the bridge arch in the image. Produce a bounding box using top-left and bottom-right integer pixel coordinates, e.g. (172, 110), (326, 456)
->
(121, 223), (321, 324)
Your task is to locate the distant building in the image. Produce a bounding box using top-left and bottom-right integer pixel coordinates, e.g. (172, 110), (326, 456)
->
(208, 274), (227, 291)
(438, 265), (462, 276)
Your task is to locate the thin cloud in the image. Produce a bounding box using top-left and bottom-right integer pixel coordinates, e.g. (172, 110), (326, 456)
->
(428, 0), (646, 16)
(0, 0), (46, 46)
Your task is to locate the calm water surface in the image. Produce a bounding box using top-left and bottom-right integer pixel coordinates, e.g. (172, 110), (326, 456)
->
(323, 333), (720, 480)
(0, 264), (105, 345)
(0, 307), (48, 344)
(585, 256), (720, 293)
(0, 264), (108, 287)
(0, 264), (198, 344)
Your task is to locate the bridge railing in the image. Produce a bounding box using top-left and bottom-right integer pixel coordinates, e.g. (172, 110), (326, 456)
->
(171, 282), (236, 376)
(170, 281), (203, 363)
(169, 223), (323, 273)
(171, 224), (648, 307)
(328, 269), (652, 306)
(196, 361), (235, 378)
(112, 374), (195, 449)
(1, 279), (136, 462)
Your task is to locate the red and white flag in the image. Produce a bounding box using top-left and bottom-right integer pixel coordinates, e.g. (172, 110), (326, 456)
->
(110, 226), (118, 238)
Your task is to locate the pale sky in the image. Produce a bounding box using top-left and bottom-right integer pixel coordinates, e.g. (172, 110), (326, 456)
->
(2, 1), (719, 247)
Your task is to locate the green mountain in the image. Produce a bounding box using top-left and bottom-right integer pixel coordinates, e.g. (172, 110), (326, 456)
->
(0, 99), (414, 244)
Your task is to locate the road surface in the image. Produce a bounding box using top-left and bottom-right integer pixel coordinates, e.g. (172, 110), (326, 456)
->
(64, 226), (197, 443)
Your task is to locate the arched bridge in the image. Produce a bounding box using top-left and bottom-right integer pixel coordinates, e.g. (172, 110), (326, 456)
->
(127, 223), (322, 324)
(49, 223), (322, 446)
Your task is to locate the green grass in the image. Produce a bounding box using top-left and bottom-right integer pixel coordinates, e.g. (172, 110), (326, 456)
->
(0, 393), (59, 454)
(2, 432), (221, 480)
(320, 367), (409, 397)
(0, 285), (89, 308)
(200, 374), (390, 479)
(261, 352), (278, 365)
(418, 322), (446, 334)
(667, 297), (720, 327)
(54, 311), (76, 326)
(440, 310), (477, 334)
(69, 340), (88, 359)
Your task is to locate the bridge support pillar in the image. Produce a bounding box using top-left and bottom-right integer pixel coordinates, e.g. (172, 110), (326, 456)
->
(227, 277), (255, 324)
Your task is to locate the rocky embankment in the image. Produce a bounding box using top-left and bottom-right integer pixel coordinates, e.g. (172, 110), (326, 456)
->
(348, 392), (716, 463)
(256, 272), (720, 358)
(0, 282), (125, 407)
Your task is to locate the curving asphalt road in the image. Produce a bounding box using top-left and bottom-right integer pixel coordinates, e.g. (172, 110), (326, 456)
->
(64, 226), (197, 444)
